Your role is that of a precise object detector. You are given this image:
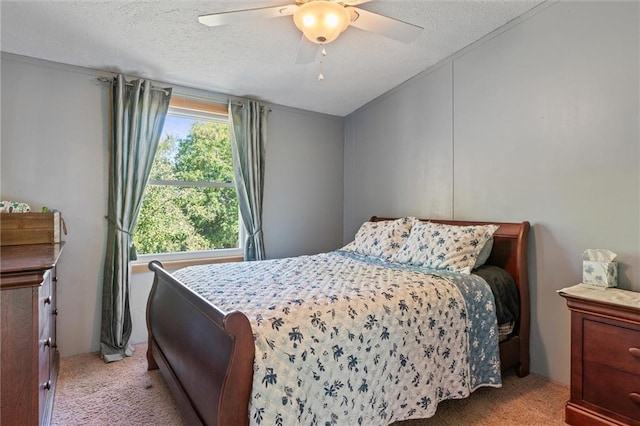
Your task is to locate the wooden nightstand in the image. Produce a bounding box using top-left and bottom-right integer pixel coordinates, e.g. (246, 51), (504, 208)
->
(559, 284), (640, 425)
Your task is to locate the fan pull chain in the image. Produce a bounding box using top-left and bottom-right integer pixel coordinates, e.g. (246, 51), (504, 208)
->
(318, 46), (327, 81)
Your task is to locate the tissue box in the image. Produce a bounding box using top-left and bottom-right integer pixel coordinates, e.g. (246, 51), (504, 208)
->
(583, 260), (618, 288)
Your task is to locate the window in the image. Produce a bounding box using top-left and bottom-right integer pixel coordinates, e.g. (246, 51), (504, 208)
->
(133, 97), (242, 262)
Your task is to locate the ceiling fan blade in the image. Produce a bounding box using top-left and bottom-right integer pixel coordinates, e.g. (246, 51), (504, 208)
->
(340, 0), (372, 5)
(295, 35), (320, 64)
(348, 7), (423, 43)
(198, 4), (297, 27)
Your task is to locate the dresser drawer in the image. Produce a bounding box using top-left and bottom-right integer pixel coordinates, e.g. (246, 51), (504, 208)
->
(583, 361), (640, 421)
(39, 270), (52, 341)
(39, 336), (51, 423)
(583, 318), (640, 376)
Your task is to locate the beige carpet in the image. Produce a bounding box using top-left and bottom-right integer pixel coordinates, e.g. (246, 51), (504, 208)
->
(51, 344), (184, 426)
(52, 344), (569, 425)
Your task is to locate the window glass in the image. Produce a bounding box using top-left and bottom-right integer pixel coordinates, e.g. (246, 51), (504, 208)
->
(134, 104), (240, 256)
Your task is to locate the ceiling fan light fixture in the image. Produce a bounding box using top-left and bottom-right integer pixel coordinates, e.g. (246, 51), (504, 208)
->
(293, 1), (351, 44)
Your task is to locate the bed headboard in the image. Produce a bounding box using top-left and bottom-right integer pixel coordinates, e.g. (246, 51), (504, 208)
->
(370, 216), (531, 374)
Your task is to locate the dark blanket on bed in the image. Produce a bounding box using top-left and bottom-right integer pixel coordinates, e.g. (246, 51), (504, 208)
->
(473, 265), (520, 325)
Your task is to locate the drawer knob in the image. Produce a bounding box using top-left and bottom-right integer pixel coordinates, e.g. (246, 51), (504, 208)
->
(44, 296), (51, 305)
(630, 393), (640, 405)
(44, 337), (52, 347)
(44, 380), (51, 391)
(630, 347), (640, 359)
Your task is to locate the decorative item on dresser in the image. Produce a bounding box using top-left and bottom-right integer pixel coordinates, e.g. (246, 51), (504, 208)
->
(559, 284), (640, 426)
(1, 240), (64, 425)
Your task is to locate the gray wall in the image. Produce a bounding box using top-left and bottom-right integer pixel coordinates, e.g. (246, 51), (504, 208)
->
(344, 1), (639, 385)
(1, 54), (344, 356)
(263, 106), (344, 259)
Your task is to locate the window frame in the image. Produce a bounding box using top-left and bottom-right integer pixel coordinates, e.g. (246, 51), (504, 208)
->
(131, 96), (244, 272)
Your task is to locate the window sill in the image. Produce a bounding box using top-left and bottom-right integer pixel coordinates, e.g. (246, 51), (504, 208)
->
(131, 254), (244, 274)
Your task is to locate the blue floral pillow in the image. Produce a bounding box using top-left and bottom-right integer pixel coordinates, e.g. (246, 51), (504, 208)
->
(392, 221), (499, 274)
(352, 217), (416, 260)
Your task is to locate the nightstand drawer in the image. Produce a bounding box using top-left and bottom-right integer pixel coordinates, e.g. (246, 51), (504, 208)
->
(584, 318), (640, 376)
(584, 361), (640, 421)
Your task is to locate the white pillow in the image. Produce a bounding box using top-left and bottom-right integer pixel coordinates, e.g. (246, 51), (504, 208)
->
(391, 221), (498, 274)
(352, 217), (416, 260)
(474, 237), (494, 269)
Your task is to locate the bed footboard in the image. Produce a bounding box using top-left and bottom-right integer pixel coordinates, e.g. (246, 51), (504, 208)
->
(146, 261), (254, 426)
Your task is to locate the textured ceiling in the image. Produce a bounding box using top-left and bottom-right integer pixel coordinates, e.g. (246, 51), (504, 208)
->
(1, 1), (544, 117)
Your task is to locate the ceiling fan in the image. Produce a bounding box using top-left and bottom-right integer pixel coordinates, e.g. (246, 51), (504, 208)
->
(198, 0), (423, 64)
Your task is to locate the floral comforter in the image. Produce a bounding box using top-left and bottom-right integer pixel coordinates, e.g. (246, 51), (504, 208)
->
(173, 250), (501, 426)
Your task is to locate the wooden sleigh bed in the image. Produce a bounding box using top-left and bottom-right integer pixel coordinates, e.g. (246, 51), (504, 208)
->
(146, 218), (530, 425)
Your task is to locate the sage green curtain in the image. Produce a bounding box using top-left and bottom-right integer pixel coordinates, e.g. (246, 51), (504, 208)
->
(229, 100), (267, 261)
(101, 74), (171, 362)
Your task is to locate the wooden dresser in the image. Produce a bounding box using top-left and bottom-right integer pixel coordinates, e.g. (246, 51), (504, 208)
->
(1, 243), (64, 426)
(560, 284), (640, 425)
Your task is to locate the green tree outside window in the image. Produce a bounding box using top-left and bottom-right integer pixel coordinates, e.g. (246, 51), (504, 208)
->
(134, 119), (239, 255)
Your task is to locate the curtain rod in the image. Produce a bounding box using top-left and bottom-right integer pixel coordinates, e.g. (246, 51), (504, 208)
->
(231, 102), (272, 112)
(96, 76), (271, 111)
(96, 76), (170, 95)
